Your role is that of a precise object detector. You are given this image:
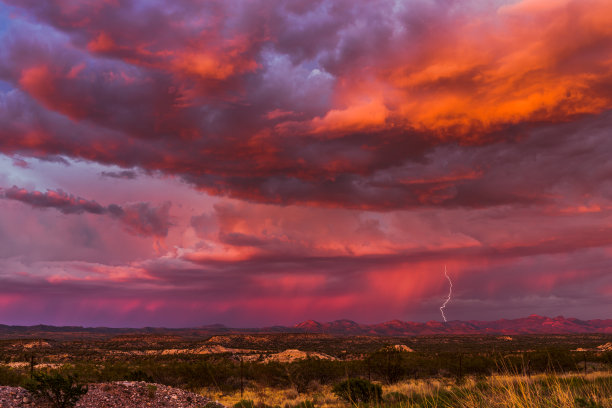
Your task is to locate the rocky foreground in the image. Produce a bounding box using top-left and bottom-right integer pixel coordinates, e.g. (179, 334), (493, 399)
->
(0, 381), (224, 408)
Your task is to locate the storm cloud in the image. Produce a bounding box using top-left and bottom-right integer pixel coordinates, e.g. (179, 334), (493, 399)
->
(0, 0), (611, 326)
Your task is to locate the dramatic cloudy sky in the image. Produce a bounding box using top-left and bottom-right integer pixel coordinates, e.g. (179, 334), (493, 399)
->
(1, 0), (611, 327)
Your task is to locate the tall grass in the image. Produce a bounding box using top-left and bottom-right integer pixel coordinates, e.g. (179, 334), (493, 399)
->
(383, 372), (612, 407)
(207, 372), (612, 408)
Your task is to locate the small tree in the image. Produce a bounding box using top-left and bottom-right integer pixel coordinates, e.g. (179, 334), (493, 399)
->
(25, 371), (88, 408)
(366, 347), (408, 383)
(332, 378), (382, 404)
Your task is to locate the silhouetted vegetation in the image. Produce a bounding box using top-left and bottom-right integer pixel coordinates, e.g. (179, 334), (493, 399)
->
(24, 371), (87, 408)
(332, 378), (382, 403)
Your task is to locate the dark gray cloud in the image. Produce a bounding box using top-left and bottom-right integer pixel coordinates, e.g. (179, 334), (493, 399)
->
(0, 186), (172, 237)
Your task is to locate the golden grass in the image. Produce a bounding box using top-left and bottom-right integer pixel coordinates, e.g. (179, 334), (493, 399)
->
(201, 371), (612, 408)
(202, 384), (344, 408)
(385, 372), (612, 407)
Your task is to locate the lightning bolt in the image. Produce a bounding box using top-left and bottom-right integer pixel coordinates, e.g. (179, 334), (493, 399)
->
(440, 265), (452, 323)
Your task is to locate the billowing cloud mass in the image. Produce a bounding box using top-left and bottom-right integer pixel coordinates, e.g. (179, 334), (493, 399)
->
(0, 0), (611, 327)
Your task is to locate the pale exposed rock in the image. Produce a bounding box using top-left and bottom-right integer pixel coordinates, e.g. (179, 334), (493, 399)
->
(195, 344), (236, 354)
(6, 362), (29, 369)
(380, 344), (414, 352)
(22, 341), (51, 349)
(241, 353), (263, 362)
(160, 348), (188, 355)
(262, 349), (336, 363)
(597, 342), (612, 351)
(206, 335), (231, 344)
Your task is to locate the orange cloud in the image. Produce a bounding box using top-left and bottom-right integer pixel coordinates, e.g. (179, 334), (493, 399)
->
(295, 0), (612, 141)
(311, 97), (390, 135)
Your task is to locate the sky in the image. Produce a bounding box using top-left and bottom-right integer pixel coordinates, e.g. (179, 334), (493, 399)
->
(0, 0), (611, 328)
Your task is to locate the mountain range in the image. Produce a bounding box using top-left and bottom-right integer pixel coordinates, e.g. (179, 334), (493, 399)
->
(2, 315), (611, 338)
(290, 315), (612, 335)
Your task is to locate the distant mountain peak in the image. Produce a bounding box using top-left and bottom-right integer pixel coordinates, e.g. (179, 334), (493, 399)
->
(294, 320), (322, 329)
(332, 319), (359, 324)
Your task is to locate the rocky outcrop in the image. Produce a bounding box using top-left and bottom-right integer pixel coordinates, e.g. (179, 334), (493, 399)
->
(262, 349), (337, 363)
(597, 342), (612, 351)
(379, 344), (414, 352)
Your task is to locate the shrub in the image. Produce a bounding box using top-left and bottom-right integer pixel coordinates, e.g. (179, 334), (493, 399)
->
(575, 397), (603, 408)
(385, 391), (409, 403)
(255, 402), (280, 408)
(24, 372), (88, 408)
(0, 365), (25, 387)
(332, 378), (382, 403)
(234, 399), (255, 408)
(366, 348), (408, 383)
(128, 369), (154, 382)
(146, 384), (157, 399)
(203, 403), (225, 408)
(291, 400), (315, 408)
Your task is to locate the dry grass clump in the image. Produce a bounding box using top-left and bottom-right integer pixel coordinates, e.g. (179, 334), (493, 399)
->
(203, 384), (344, 408)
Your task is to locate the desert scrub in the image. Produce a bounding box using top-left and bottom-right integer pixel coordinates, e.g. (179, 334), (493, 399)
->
(384, 391), (410, 403)
(147, 384), (157, 399)
(24, 371), (88, 408)
(0, 365), (26, 386)
(332, 378), (382, 404)
(234, 399), (256, 408)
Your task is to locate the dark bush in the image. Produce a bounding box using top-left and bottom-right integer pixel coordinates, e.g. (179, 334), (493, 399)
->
(290, 400), (315, 408)
(332, 378), (382, 403)
(366, 348), (408, 383)
(127, 369), (154, 382)
(255, 402), (280, 408)
(385, 391), (409, 402)
(234, 399), (255, 408)
(0, 365), (26, 387)
(575, 397), (603, 408)
(25, 371), (88, 408)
